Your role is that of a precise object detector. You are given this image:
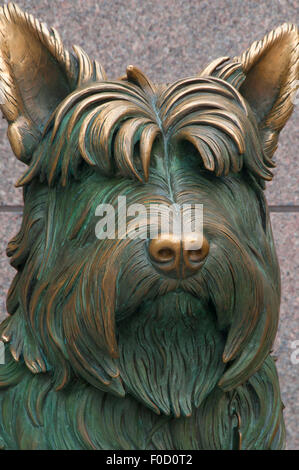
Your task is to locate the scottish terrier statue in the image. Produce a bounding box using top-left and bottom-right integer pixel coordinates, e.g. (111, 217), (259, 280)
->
(0, 3), (297, 450)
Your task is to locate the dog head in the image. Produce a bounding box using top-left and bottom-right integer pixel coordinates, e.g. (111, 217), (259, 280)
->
(0, 4), (297, 417)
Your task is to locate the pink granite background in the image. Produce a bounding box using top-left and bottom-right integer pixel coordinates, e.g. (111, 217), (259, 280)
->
(0, 0), (298, 449)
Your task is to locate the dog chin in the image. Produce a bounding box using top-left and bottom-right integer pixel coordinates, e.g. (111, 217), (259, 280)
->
(116, 292), (226, 418)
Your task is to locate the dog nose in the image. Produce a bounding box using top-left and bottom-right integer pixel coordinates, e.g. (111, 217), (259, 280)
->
(148, 233), (209, 278)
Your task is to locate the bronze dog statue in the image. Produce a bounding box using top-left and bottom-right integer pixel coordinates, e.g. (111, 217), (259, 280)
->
(0, 3), (297, 449)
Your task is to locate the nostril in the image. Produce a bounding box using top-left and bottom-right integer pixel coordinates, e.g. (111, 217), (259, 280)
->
(188, 249), (203, 263)
(183, 235), (210, 269)
(157, 248), (175, 262)
(148, 235), (180, 268)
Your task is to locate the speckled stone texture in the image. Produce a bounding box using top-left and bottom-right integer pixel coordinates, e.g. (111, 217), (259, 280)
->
(0, 213), (22, 323)
(0, 0), (298, 449)
(272, 214), (299, 450)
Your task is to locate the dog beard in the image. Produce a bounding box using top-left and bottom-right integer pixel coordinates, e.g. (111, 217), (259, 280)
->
(116, 292), (226, 418)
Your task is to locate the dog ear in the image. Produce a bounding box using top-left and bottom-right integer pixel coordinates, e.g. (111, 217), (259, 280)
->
(237, 24), (299, 159)
(0, 3), (105, 163)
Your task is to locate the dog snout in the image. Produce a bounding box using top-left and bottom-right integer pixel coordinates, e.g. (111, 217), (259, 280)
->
(148, 233), (209, 278)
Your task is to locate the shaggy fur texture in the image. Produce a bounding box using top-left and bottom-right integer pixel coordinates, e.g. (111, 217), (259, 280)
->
(0, 4), (297, 449)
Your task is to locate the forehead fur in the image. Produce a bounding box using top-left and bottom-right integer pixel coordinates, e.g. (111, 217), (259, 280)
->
(17, 68), (273, 188)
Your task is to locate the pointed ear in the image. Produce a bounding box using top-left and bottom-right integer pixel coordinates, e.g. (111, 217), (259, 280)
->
(237, 24), (299, 159)
(0, 3), (105, 163)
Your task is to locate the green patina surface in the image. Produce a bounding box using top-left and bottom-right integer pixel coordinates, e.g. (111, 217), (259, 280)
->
(0, 3), (297, 449)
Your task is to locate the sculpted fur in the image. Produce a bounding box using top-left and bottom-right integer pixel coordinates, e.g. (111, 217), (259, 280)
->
(0, 3), (298, 450)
